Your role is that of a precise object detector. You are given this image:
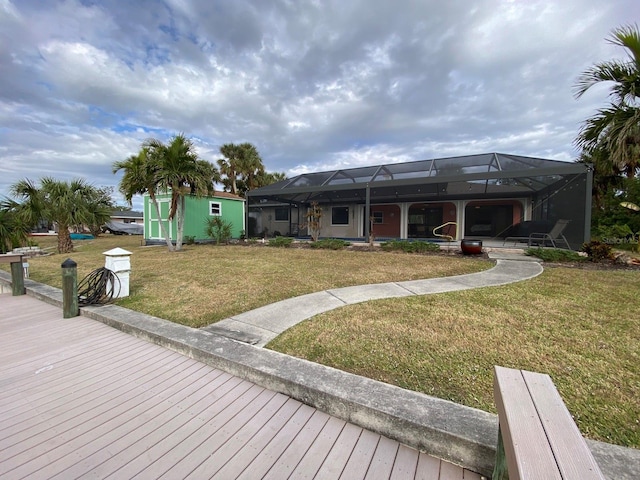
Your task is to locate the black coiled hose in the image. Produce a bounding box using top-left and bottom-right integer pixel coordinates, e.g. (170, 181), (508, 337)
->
(78, 267), (121, 306)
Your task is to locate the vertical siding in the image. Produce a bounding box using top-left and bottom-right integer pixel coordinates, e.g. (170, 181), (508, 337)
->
(145, 194), (244, 241)
(184, 196), (245, 240)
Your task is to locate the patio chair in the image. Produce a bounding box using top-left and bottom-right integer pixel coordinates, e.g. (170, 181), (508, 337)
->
(502, 220), (551, 246)
(528, 219), (571, 249)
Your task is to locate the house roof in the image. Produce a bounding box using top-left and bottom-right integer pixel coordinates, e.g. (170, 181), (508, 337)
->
(144, 190), (246, 201)
(111, 210), (143, 219)
(247, 153), (590, 205)
(212, 191), (246, 201)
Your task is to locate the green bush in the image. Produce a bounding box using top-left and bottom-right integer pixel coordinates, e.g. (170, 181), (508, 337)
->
(581, 240), (614, 262)
(205, 216), (233, 244)
(310, 238), (351, 250)
(380, 240), (440, 253)
(268, 236), (293, 248)
(184, 235), (195, 245)
(525, 248), (586, 262)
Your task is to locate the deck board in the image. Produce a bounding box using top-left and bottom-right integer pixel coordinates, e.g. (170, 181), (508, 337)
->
(0, 293), (482, 479)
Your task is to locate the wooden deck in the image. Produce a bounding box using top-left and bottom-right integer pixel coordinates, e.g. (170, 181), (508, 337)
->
(0, 294), (483, 479)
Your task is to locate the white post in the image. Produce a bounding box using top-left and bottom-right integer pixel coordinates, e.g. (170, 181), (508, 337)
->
(103, 247), (132, 298)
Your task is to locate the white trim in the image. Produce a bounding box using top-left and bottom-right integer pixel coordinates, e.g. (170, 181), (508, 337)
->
(147, 199), (173, 240)
(209, 201), (222, 216)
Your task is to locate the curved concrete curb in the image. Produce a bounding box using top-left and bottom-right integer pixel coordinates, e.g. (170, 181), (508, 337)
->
(204, 257), (544, 347)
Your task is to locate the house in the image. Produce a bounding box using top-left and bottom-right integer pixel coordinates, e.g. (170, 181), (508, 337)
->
(110, 210), (143, 224)
(247, 153), (593, 249)
(143, 191), (245, 244)
(103, 210), (144, 235)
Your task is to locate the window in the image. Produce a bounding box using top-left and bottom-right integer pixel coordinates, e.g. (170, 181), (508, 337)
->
(371, 211), (383, 224)
(209, 201), (221, 216)
(331, 206), (349, 225)
(274, 207), (289, 222)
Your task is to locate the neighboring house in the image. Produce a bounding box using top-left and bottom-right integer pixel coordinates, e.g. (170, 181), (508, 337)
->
(104, 210), (144, 235)
(110, 210), (144, 224)
(143, 191), (245, 244)
(247, 153), (593, 249)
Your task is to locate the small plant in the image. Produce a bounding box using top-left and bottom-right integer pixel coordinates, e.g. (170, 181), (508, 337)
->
(310, 238), (351, 250)
(381, 240), (440, 253)
(525, 247), (586, 262)
(581, 240), (614, 262)
(268, 236), (293, 247)
(205, 217), (233, 244)
(304, 201), (323, 242)
(184, 235), (195, 245)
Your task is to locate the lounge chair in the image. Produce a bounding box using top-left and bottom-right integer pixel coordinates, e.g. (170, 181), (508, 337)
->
(528, 219), (571, 249)
(503, 220), (550, 246)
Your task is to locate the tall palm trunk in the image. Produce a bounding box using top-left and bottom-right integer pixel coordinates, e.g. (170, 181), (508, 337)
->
(175, 195), (185, 251)
(57, 224), (74, 254)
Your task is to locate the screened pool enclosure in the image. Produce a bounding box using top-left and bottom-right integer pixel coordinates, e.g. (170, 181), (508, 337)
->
(247, 153), (592, 249)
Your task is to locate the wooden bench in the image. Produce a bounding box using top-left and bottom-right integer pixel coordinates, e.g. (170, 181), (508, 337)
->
(0, 253), (25, 296)
(492, 366), (605, 480)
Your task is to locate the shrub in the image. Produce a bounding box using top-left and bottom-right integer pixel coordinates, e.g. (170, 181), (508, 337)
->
(205, 217), (233, 244)
(184, 235), (195, 245)
(380, 240), (440, 253)
(581, 240), (614, 262)
(525, 247), (586, 262)
(310, 238), (351, 250)
(268, 236), (293, 248)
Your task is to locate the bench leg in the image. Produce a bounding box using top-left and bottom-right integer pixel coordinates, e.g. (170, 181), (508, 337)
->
(492, 427), (509, 480)
(10, 261), (25, 296)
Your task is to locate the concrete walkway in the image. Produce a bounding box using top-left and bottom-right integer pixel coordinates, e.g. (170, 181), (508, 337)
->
(203, 252), (544, 347)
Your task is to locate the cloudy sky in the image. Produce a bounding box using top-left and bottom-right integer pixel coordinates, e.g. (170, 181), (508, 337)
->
(1, 0), (638, 209)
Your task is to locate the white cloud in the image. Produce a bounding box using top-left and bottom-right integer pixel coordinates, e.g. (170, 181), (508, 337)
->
(0, 0), (638, 201)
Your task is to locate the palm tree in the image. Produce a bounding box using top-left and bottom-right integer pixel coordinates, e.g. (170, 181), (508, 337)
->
(0, 198), (30, 254)
(217, 142), (265, 196)
(575, 24), (640, 177)
(217, 143), (243, 195)
(113, 148), (175, 251)
(144, 134), (218, 251)
(10, 177), (111, 254)
(84, 186), (117, 237)
(577, 147), (624, 211)
(255, 171), (287, 188)
(237, 143), (265, 193)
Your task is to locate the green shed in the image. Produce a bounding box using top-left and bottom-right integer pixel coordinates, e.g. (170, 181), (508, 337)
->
(144, 191), (246, 243)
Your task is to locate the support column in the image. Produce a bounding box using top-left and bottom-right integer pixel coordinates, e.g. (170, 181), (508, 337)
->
(364, 185), (371, 240)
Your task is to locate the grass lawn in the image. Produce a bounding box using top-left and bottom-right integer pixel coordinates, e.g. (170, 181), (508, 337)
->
(6, 234), (639, 448)
(13, 235), (488, 327)
(269, 266), (640, 448)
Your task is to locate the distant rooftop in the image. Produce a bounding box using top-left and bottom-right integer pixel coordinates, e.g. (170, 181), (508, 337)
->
(111, 210), (143, 218)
